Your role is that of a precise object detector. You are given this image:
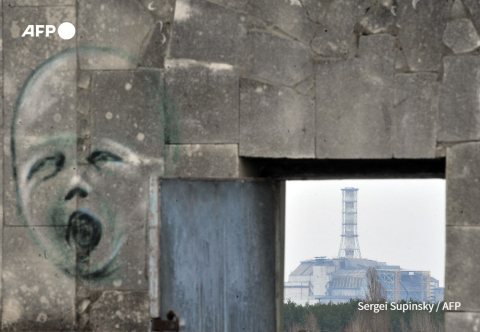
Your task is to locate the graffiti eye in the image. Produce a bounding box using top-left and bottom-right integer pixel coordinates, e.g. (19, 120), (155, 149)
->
(27, 153), (65, 181)
(87, 150), (123, 169)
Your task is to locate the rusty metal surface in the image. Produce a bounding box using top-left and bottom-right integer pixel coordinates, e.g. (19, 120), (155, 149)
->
(158, 179), (277, 332)
(151, 310), (179, 331)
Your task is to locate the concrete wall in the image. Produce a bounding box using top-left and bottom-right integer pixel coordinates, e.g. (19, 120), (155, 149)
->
(0, 0), (477, 330)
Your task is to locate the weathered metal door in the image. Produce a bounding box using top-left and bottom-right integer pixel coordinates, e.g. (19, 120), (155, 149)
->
(149, 179), (283, 332)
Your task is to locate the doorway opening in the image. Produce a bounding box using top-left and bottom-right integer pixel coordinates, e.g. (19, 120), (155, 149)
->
(283, 179), (446, 332)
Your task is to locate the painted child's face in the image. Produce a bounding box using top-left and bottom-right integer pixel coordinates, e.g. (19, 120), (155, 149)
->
(12, 50), (164, 281)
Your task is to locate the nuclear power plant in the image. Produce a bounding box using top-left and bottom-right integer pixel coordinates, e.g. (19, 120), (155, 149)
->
(338, 188), (362, 259)
(284, 188), (444, 305)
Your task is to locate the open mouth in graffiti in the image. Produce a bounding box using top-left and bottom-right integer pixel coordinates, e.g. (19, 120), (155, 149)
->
(66, 210), (102, 255)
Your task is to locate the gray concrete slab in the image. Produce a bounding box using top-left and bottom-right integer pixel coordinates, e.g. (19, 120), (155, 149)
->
(78, 0), (154, 70)
(438, 56), (480, 142)
(294, 76), (314, 96)
(0, 2), (3, 313)
(446, 227), (480, 312)
(443, 19), (480, 54)
(3, 6), (76, 227)
(8, 48), (78, 267)
(170, 0), (247, 65)
(316, 35), (395, 158)
(460, 0), (480, 37)
(86, 70), (166, 290)
(165, 144), (241, 178)
(451, 0), (468, 19)
(165, 60), (239, 143)
(447, 143), (480, 226)
(84, 165), (149, 291)
(212, 0), (248, 10)
(3, 6), (76, 113)
(300, 0), (333, 24)
(245, 0), (317, 43)
(90, 291), (149, 332)
(358, 3), (395, 34)
(394, 73), (439, 158)
(240, 80), (315, 158)
(91, 70), (165, 158)
(5, 0), (74, 5)
(138, 0), (175, 19)
(138, 0), (175, 68)
(394, 48), (409, 71)
(311, 0), (369, 57)
(141, 21), (169, 69)
(397, 0), (450, 71)
(1, 227), (75, 331)
(245, 31), (313, 87)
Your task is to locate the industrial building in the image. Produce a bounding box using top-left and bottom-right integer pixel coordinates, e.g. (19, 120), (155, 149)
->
(284, 188), (444, 305)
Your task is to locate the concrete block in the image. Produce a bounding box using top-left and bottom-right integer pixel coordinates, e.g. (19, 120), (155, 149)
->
(0, 78), (2, 332)
(445, 312), (480, 331)
(85, 70), (165, 289)
(311, 0), (369, 57)
(3, 6), (76, 122)
(90, 291), (149, 332)
(138, 0), (175, 19)
(438, 56), (480, 142)
(5, 0), (74, 4)
(447, 143), (480, 226)
(91, 70), (165, 158)
(394, 73), (439, 158)
(170, 0), (247, 65)
(397, 0), (450, 71)
(77, 71), (91, 90)
(4, 6), (76, 227)
(240, 80), (315, 158)
(451, 0), (468, 19)
(358, 3), (395, 34)
(460, 0), (480, 37)
(316, 35), (395, 158)
(0, 3), (3, 305)
(213, 0), (247, 10)
(165, 60), (239, 143)
(245, 0), (317, 43)
(84, 170), (149, 291)
(138, 0), (175, 68)
(7, 50), (78, 285)
(300, 0), (333, 24)
(446, 227), (480, 311)
(394, 48), (409, 71)
(1, 227), (75, 331)
(294, 76), (314, 96)
(165, 144), (241, 177)
(243, 15), (268, 31)
(245, 31), (313, 87)
(83, 165), (149, 291)
(78, 0), (154, 69)
(141, 21), (169, 69)
(443, 18), (480, 54)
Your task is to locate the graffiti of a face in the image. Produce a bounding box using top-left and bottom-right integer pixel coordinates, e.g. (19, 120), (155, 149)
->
(11, 49), (170, 283)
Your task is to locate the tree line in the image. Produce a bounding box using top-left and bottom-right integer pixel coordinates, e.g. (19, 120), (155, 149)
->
(284, 267), (444, 332)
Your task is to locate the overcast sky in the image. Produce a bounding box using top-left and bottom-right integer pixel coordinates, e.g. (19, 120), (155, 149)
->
(285, 179), (446, 286)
